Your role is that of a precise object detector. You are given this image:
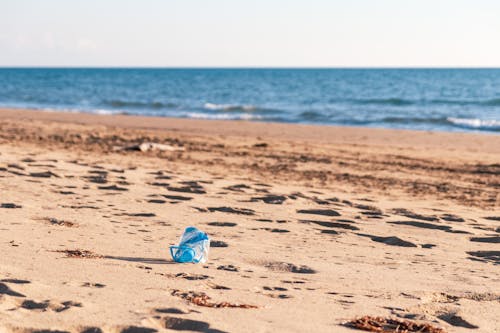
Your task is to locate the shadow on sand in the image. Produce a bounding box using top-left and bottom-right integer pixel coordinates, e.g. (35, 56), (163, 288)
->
(105, 256), (175, 265)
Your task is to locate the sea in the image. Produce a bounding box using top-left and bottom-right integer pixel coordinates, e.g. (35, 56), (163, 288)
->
(0, 68), (499, 133)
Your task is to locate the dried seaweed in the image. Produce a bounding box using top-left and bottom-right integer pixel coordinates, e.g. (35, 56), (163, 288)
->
(346, 316), (446, 333)
(44, 217), (77, 227)
(171, 290), (257, 309)
(55, 249), (103, 259)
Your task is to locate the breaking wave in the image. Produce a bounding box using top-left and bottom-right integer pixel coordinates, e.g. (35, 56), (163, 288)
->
(203, 103), (282, 114)
(446, 118), (500, 131)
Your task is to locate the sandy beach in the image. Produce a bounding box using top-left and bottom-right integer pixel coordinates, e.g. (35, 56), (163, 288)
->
(0, 108), (498, 333)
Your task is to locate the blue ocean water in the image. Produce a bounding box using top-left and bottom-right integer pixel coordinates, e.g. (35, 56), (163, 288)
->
(0, 68), (499, 133)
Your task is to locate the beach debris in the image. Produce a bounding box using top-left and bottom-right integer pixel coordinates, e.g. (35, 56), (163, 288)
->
(55, 249), (103, 259)
(210, 240), (228, 247)
(170, 227), (210, 263)
(171, 290), (258, 309)
(115, 142), (184, 152)
(217, 264), (239, 272)
(264, 261), (316, 274)
(346, 316), (446, 333)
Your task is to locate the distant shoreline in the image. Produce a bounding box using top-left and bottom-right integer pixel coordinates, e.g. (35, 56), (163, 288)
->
(0, 105), (498, 136)
(1, 107), (499, 154)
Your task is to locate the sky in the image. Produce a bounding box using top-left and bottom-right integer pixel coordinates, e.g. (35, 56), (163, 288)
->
(1, 0), (499, 67)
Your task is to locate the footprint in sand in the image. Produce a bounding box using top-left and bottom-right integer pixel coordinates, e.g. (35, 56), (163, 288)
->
(167, 184), (206, 194)
(98, 185), (128, 191)
(470, 236), (500, 243)
(263, 286), (288, 291)
(0, 282), (26, 297)
(466, 251), (499, 264)
(120, 213), (156, 217)
(300, 220), (359, 231)
(357, 233), (418, 247)
(437, 312), (479, 329)
(223, 184), (252, 192)
(1, 279), (30, 284)
(59, 190), (76, 195)
(390, 208), (439, 222)
(1, 203), (22, 209)
(81, 282), (105, 288)
(207, 207), (255, 215)
(161, 194), (193, 201)
(207, 222), (237, 227)
(155, 307), (185, 314)
(441, 214), (465, 222)
(321, 229), (339, 235)
(120, 326), (158, 333)
(175, 273), (210, 280)
(260, 228), (290, 233)
(250, 195), (287, 204)
(20, 299), (82, 312)
(297, 209), (340, 217)
(388, 221), (469, 234)
(29, 171), (60, 178)
(160, 316), (227, 333)
(149, 182), (170, 187)
(147, 199), (166, 204)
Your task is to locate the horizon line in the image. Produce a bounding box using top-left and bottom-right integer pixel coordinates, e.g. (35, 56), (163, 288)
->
(1, 66), (500, 70)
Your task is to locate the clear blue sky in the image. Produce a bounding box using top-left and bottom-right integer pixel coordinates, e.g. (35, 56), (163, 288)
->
(1, 0), (499, 67)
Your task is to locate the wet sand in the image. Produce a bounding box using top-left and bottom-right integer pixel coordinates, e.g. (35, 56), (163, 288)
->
(0, 108), (499, 333)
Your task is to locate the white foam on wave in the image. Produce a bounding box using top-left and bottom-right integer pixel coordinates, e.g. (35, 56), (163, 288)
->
(204, 102), (256, 112)
(92, 109), (127, 115)
(39, 107), (127, 116)
(184, 112), (262, 120)
(447, 117), (500, 130)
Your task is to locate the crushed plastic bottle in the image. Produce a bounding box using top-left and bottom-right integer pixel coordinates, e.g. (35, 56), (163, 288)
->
(170, 226), (210, 263)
